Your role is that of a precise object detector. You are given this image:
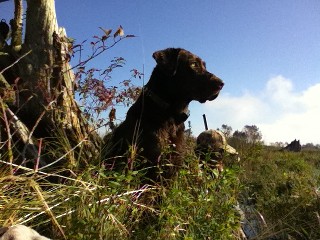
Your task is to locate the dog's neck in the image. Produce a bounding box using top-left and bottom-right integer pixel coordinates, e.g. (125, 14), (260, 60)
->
(143, 87), (190, 123)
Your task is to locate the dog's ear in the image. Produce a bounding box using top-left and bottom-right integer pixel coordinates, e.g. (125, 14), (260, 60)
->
(153, 48), (181, 75)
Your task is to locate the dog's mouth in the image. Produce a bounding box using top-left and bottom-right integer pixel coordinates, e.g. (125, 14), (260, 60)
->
(208, 91), (220, 101)
(198, 89), (221, 103)
(193, 75), (224, 103)
(199, 92), (219, 103)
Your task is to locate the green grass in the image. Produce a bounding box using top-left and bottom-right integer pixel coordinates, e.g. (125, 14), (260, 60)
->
(0, 137), (319, 239)
(238, 145), (320, 239)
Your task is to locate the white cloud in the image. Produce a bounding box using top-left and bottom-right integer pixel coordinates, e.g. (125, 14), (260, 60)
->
(191, 75), (320, 145)
(265, 75), (304, 113)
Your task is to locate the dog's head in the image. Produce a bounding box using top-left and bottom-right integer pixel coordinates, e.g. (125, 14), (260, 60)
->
(153, 48), (224, 103)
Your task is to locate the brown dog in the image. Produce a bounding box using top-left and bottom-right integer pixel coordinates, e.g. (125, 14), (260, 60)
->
(104, 48), (224, 181)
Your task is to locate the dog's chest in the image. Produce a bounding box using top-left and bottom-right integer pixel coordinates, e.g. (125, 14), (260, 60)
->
(157, 121), (185, 147)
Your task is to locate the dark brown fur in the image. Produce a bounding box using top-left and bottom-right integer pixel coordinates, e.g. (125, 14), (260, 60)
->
(104, 48), (224, 181)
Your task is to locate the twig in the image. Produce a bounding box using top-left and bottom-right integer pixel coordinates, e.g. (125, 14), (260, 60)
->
(37, 138), (88, 171)
(0, 98), (13, 174)
(0, 50), (32, 74)
(0, 160), (97, 187)
(48, 187), (158, 221)
(35, 138), (43, 172)
(67, 36), (128, 73)
(21, 100), (55, 163)
(32, 181), (67, 239)
(20, 186), (158, 225)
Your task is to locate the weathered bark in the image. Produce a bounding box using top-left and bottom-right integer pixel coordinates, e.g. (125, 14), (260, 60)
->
(1, 0), (101, 168)
(10, 0), (23, 48)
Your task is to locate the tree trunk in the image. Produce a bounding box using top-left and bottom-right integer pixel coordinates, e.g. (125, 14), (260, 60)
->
(1, 0), (100, 168)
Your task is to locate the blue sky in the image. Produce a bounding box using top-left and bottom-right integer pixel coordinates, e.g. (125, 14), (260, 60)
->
(1, 1), (320, 144)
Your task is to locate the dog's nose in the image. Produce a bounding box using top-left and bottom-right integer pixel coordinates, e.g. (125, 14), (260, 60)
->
(211, 74), (224, 89)
(218, 81), (224, 90)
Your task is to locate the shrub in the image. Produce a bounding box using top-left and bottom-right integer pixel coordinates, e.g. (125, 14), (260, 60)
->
(239, 147), (320, 239)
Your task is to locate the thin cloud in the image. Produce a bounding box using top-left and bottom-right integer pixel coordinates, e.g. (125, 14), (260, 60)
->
(195, 75), (320, 144)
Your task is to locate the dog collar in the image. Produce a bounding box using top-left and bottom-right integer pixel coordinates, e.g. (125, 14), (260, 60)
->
(144, 87), (170, 109)
(144, 87), (190, 123)
(174, 108), (190, 123)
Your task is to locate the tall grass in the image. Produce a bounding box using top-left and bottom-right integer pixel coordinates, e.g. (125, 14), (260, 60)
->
(1, 132), (319, 239)
(238, 143), (320, 239)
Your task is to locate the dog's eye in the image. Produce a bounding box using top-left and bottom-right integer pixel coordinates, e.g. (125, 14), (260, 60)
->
(190, 62), (199, 68)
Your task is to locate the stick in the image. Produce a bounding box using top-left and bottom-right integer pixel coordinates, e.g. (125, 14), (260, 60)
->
(202, 114), (208, 130)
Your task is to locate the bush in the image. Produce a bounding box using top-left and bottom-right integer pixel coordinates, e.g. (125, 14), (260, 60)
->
(1, 129), (319, 239)
(239, 146), (320, 239)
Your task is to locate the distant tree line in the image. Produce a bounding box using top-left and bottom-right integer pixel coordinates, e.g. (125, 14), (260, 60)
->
(218, 124), (262, 144)
(217, 124), (319, 150)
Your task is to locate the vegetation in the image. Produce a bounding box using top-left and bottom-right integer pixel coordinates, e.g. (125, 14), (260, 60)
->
(1, 126), (319, 239)
(1, 1), (319, 239)
(236, 143), (320, 239)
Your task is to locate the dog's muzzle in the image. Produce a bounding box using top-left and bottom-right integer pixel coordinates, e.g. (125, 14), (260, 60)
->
(199, 78), (224, 103)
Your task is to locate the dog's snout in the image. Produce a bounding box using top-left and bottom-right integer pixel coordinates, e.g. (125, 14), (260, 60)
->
(211, 75), (224, 90)
(218, 81), (224, 90)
